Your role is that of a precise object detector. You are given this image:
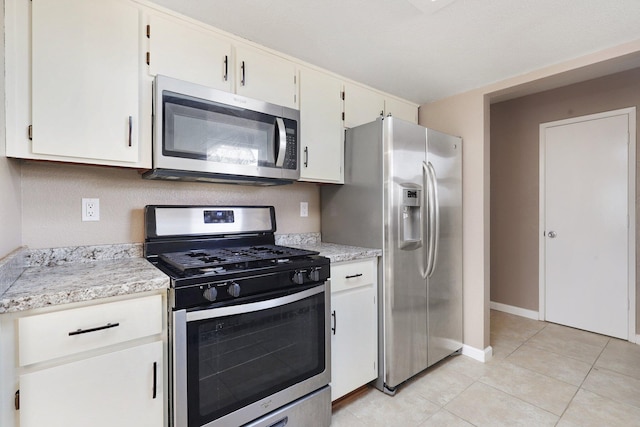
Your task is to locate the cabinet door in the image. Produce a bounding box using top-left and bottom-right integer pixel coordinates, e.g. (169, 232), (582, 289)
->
(343, 82), (385, 128)
(235, 45), (298, 109)
(31, 0), (140, 164)
(385, 97), (418, 124)
(20, 341), (163, 427)
(148, 13), (232, 92)
(330, 259), (378, 401)
(299, 67), (344, 183)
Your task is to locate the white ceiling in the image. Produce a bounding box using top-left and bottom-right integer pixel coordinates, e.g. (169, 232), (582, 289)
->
(148, 0), (640, 105)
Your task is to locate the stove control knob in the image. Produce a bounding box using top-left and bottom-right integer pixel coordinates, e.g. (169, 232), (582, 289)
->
(308, 268), (321, 282)
(203, 287), (218, 302)
(227, 282), (241, 298)
(292, 270), (306, 285)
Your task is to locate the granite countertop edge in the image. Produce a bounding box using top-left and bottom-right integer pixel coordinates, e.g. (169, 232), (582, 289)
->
(0, 235), (380, 313)
(0, 245), (167, 314)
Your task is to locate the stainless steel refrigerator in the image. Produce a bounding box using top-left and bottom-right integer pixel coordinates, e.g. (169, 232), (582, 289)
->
(321, 116), (463, 395)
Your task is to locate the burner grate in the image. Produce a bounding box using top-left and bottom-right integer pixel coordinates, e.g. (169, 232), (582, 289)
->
(158, 244), (318, 274)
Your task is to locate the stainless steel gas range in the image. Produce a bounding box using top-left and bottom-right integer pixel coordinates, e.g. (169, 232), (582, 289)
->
(144, 205), (331, 427)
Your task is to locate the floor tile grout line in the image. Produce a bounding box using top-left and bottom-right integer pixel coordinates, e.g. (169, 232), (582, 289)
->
(492, 319), (597, 423)
(476, 380), (561, 421)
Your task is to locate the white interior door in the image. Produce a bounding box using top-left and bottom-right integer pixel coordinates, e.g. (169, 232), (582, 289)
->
(540, 109), (635, 340)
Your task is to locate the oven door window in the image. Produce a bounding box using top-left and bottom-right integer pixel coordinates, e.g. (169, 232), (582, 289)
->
(186, 289), (325, 426)
(163, 92), (278, 167)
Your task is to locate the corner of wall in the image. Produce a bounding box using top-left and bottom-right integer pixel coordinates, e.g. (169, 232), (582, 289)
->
(0, 0), (24, 259)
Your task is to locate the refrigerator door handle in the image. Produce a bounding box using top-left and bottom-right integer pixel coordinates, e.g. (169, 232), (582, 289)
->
(426, 162), (440, 277)
(420, 162), (430, 279)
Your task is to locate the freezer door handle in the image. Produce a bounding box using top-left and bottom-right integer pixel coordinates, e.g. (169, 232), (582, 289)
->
(420, 162), (429, 278)
(425, 161), (440, 278)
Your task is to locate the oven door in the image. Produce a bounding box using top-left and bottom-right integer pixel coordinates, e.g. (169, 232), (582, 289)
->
(173, 283), (330, 427)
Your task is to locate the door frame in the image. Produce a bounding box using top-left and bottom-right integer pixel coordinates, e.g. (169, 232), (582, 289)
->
(538, 107), (636, 342)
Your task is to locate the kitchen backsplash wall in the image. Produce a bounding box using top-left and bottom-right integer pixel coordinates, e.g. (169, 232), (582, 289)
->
(20, 161), (321, 249)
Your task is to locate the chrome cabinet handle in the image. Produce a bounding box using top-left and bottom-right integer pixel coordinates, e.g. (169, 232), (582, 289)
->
(345, 273), (363, 279)
(304, 146), (309, 167)
(548, 231), (557, 238)
(68, 322), (120, 336)
(240, 60), (246, 86)
(223, 55), (228, 81)
(331, 310), (337, 335)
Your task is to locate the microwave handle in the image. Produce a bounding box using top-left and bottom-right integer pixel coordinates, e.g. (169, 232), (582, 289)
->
(275, 117), (287, 167)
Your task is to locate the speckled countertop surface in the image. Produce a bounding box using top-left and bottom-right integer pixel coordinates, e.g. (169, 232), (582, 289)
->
(0, 236), (379, 314)
(290, 242), (381, 263)
(276, 233), (381, 262)
(0, 244), (168, 314)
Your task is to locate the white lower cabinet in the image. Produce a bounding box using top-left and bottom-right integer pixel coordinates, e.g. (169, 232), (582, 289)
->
(15, 294), (165, 427)
(330, 258), (378, 401)
(20, 341), (163, 427)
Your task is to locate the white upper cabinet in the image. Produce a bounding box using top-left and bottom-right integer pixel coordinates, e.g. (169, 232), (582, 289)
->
(298, 67), (344, 183)
(235, 45), (298, 110)
(343, 82), (385, 128)
(344, 82), (419, 128)
(147, 13), (233, 92)
(385, 97), (418, 124)
(30, 0), (143, 165)
(5, 0), (416, 174)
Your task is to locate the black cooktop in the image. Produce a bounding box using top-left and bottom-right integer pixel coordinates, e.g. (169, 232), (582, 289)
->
(158, 244), (320, 275)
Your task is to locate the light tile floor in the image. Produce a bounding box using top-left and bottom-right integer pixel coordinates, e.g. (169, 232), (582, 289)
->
(331, 310), (640, 426)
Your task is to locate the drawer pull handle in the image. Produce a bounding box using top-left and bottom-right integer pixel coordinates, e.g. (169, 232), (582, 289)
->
(345, 273), (363, 279)
(68, 322), (120, 336)
(152, 361), (158, 399)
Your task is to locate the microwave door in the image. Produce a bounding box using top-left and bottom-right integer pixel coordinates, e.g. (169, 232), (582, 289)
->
(158, 96), (283, 180)
(150, 75), (300, 183)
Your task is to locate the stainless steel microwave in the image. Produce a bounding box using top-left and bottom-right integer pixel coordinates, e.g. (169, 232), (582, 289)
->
(143, 75), (300, 185)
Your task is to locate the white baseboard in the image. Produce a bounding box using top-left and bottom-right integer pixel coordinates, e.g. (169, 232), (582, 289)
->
(462, 344), (493, 363)
(490, 301), (539, 320)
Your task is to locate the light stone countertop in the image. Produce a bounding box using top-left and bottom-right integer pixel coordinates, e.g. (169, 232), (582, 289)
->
(288, 242), (381, 263)
(0, 237), (379, 314)
(0, 256), (169, 314)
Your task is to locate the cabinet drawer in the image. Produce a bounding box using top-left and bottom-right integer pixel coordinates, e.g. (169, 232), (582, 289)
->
(330, 258), (377, 293)
(19, 295), (162, 366)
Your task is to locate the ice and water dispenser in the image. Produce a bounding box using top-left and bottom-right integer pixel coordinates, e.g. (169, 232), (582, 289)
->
(399, 186), (422, 250)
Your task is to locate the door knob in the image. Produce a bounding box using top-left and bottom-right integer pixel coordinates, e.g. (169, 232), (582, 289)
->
(548, 231), (557, 238)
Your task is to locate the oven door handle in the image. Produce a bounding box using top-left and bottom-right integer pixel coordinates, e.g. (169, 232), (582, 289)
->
(185, 285), (325, 322)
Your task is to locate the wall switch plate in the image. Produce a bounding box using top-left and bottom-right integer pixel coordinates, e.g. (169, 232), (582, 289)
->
(300, 202), (309, 217)
(82, 198), (100, 221)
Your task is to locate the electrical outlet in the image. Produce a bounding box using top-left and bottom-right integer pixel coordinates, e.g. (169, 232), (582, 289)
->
(82, 198), (100, 221)
(300, 202), (308, 217)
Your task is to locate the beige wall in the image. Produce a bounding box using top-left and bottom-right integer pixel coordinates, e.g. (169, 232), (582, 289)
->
(0, 2), (23, 260)
(490, 68), (640, 326)
(0, 159), (22, 259)
(420, 91), (491, 352)
(20, 162), (320, 249)
(420, 39), (640, 352)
